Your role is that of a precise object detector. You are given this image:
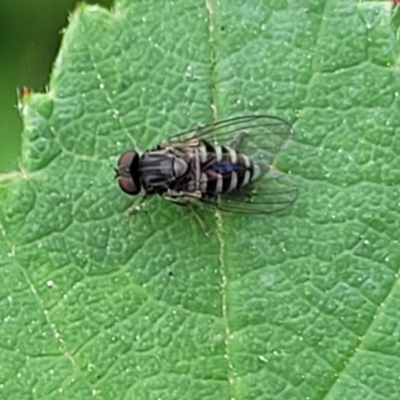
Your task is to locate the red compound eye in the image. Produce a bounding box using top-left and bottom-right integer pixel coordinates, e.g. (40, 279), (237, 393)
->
(116, 151), (141, 195)
(118, 175), (139, 195)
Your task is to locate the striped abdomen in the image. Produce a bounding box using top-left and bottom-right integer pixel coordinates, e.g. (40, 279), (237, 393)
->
(187, 141), (261, 195)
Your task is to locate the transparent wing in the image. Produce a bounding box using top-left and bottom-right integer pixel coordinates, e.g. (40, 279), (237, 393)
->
(181, 171), (298, 214)
(211, 172), (297, 214)
(165, 114), (294, 159)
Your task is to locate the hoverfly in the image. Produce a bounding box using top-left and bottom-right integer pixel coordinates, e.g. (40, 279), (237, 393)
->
(115, 115), (297, 231)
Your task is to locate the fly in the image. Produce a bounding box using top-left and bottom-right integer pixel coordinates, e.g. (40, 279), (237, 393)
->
(115, 115), (298, 232)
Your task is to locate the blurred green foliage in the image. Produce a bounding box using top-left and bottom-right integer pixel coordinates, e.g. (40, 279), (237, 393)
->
(0, 0), (112, 173)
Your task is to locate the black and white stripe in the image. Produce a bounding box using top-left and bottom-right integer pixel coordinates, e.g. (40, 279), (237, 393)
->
(186, 142), (258, 196)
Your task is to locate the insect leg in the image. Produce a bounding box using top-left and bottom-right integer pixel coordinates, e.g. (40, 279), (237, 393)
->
(126, 193), (147, 216)
(163, 190), (210, 235)
(226, 131), (247, 149)
(188, 204), (209, 236)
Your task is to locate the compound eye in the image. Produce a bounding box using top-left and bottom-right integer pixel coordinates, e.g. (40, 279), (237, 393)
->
(118, 151), (136, 169)
(118, 176), (140, 195)
(116, 151), (140, 195)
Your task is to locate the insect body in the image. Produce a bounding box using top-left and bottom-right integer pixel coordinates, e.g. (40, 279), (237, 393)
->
(116, 115), (297, 216)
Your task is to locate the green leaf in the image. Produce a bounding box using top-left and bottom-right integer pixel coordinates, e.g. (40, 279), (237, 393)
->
(1, 0), (400, 399)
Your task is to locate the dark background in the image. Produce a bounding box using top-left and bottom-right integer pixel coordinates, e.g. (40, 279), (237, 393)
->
(0, 0), (112, 173)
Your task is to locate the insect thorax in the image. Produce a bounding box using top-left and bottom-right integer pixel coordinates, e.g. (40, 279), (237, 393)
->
(139, 149), (189, 192)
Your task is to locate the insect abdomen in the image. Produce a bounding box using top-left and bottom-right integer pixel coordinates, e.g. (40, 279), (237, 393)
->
(202, 144), (260, 195)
